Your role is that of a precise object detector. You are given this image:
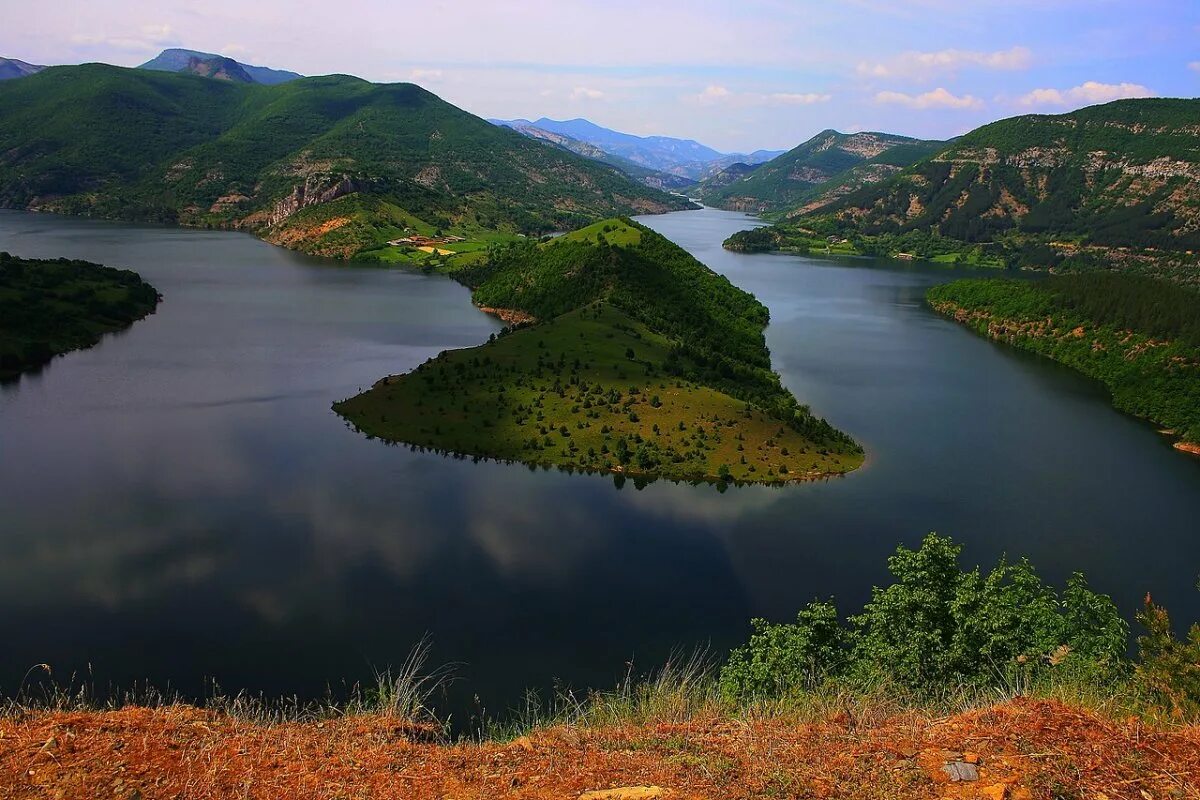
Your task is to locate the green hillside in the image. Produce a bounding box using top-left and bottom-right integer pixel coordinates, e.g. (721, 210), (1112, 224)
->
(734, 100), (1200, 285)
(928, 274), (1200, 449)
(0, 252), (160, 379)
(699, 130), (937, 213)
(335, 218), (862, 485)
(0, 65), (693, 258)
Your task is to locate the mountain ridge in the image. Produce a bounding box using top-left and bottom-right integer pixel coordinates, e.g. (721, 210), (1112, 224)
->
(0, 65), (693, 259)
(139, 48), (302, 85)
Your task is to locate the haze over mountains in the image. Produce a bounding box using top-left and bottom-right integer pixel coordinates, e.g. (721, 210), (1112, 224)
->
(492, 117), (784, 182)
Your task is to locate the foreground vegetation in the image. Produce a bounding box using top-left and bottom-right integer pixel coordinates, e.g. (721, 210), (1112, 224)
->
(335, 219), (862, 485)
(928, 274), (1200, 450)
(0, 252), (160, 379)
(8, 534), (1200, 798)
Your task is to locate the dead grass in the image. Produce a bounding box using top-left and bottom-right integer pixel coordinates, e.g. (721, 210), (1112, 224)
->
(3, 697), (1199, 799)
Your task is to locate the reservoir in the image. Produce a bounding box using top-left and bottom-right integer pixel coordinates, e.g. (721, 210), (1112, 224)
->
(2, 207), (1198, 718)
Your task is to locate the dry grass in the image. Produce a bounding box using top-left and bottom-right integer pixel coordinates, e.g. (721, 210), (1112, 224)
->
(4, 697), (1200, 799)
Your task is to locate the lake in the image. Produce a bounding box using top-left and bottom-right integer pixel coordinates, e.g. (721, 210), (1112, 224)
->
(2, 207), (1199, 721)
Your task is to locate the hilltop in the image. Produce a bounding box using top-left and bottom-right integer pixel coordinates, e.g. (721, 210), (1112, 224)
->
(334, 218), (861, 485)
(730, 99), (1200, 284)
(0, 56), (44, 81)
(699, 129), (942, 213)
(0, 65), (693, 259)
(138, 47), (302, 84)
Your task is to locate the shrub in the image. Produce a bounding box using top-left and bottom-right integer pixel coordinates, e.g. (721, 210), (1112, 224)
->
(720, 533), (1127, 701)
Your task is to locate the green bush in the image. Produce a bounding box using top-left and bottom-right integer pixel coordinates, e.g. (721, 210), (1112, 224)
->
(720, 534), (1127, 701)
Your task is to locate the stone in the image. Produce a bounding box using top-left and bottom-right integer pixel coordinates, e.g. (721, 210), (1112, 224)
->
(980, 784), (1008, 800)
(942, 761), (980, 782)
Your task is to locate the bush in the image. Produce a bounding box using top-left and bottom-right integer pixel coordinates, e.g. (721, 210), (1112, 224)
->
(1135, 595), (1200, 718)
(720, 534), (1128, 701)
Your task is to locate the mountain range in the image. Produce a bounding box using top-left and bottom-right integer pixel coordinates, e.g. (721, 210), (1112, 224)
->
(492, 117), (784, 181)
(0, 64), (692, 258)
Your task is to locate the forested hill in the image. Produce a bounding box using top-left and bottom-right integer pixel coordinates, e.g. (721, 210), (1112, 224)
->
(725, 99), (1200, 284)
(0, 65), (693, 257)
(699, 130), (941, 213)
(335, 218), (862, 486)
(821, 99), (1200, 248)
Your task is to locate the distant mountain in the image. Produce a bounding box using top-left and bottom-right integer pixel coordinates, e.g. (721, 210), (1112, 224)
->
(139, 48), (301, 85)
(490, 119), (696, 191)
(699, 130), (941, 213)
(492, 117), (782, 180)
(0, 57), (45, 81)
(695, 162), (757, 194)
(0, 65), (693, 259)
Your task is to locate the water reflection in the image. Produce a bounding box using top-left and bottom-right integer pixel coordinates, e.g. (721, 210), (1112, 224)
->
(2, 209), (1199, 719)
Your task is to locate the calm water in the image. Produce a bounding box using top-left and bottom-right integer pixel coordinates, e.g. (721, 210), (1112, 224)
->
(2, 207), (1199, 718)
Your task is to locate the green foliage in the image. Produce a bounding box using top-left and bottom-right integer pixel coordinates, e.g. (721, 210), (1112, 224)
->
(0, 252), (160, 378)
(1135, 596), (1200, 719)
(720, 534), (1128, 701)
(719, 602), (847, 698)
(928, 275), (1200, 443)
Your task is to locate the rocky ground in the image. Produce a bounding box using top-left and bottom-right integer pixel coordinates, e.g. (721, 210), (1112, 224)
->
(2, 698), (1198, 799)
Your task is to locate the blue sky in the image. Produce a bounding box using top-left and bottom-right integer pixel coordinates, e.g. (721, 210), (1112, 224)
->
(3, 0), (1197, 152)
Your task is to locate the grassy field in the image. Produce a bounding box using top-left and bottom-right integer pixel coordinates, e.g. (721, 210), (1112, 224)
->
(335, 302), (862, 485)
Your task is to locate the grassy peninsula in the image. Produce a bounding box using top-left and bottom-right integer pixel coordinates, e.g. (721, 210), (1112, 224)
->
(928, 274), (1200, 453)
(334, 219), (862, 485)
(0, 252), (160, 379)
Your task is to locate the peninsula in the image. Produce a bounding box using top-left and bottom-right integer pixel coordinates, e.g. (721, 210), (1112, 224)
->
(334, 219), (863, 485)
(0, 252), (160, 380)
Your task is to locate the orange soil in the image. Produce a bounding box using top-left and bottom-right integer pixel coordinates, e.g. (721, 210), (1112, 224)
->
(1175, 441), (1200, 456)
(3, 699), (1199, 799)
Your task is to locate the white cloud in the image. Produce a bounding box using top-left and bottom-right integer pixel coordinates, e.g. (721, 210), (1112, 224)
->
(768, 92), (833, 105)
(408, 68), (444, 81)
(69, 22), (178, 54)
(875, 87), (983, 110)
(685, 85), (831, 107)
(689, 85), (733, 105)
(1017, 81), (1153, 107)
(1190, 62), (1200, 73)
(858, 46), (1032, 80)
(568, 86), (605, 101)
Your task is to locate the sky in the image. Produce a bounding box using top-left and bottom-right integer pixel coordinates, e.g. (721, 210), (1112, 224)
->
(3, 0), (1198, 153)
